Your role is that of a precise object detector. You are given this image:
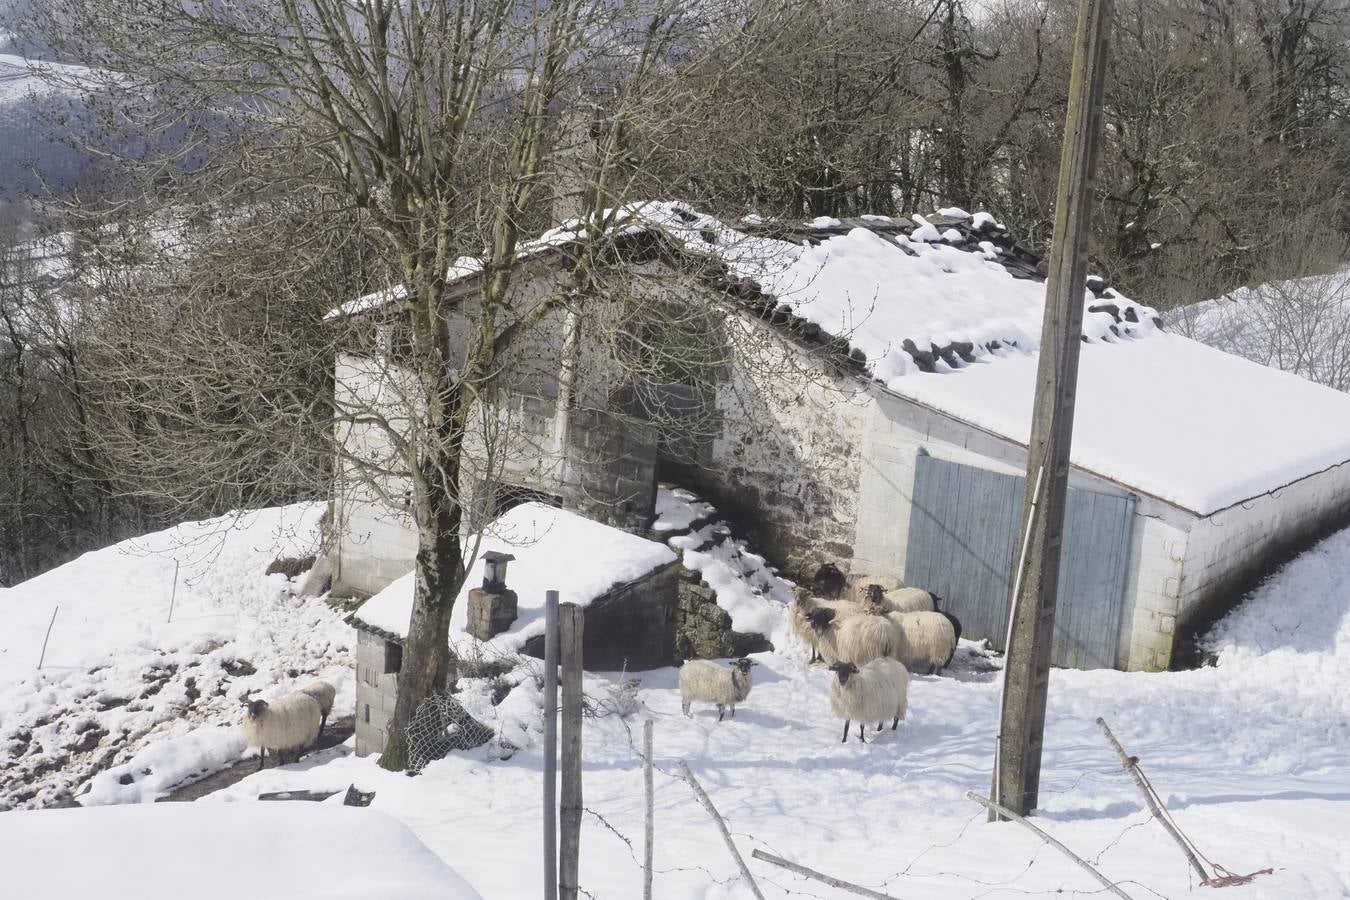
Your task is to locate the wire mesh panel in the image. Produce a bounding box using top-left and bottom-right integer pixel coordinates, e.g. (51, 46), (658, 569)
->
(903, 452), (1135, 670)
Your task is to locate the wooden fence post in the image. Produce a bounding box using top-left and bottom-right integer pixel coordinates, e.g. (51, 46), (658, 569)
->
(678, 760), (767, 900)
(643, 719), (654, 900)
(543, 591), (560, 900)
(559, 603), (584, 900)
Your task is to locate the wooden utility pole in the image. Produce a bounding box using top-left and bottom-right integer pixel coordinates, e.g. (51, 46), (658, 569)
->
(559, 603), (585, 900)
(543, 591), (560, 900)
(993, 0), (1115, 819)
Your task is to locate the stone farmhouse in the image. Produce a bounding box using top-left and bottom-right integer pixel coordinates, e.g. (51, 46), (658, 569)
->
(328, 202), (1350, 688)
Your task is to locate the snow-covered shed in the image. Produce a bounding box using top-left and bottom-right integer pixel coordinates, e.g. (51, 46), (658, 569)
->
(347, 502), (680, 757)
(329, 203), (1350, 672)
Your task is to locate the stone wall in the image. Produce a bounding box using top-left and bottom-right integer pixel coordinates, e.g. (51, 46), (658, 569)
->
(560, 406), (659, 533)
(675, 572), (773, 660)
(693, 315), (873, 578)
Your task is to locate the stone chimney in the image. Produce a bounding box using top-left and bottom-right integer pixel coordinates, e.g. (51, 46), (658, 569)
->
(466, 551), (519, 640)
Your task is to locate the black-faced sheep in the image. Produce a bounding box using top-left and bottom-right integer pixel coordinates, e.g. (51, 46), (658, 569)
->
(887, 610), (959, 674)
(297, 680), (336, 734)
(870, 584), (938, 614)
(240, 691), (322, 770)
(806, 606), (895, 667)
(679, 658), (756, 721)
(812, 563), (847, 599)
(791, 590), (858, 662)
(828, 657), (909, 743)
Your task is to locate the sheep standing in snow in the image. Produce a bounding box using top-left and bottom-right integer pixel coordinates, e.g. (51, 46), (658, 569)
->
(887, 610), (959, 675)
(680, 658), (756, 721)
(810, 607), (895, 667)
(829, 658), (909, 743)
(240, 691), (322, 770)
(812, 563), (847, 599)
(791, 590), (857, 662)
(298, 680), (336, 735)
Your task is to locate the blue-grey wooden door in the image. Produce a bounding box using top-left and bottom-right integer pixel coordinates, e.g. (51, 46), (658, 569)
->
(903, 452), (1136, 670)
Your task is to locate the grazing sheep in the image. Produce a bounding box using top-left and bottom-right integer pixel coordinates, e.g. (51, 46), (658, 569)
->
(679, 658), (756, 721)
(887, 610), (959, 675)
(804, 606), (895, 667)
(240, 691), (322, 770)
(829, 658), (910, 743)
(298, 680), (336, 735)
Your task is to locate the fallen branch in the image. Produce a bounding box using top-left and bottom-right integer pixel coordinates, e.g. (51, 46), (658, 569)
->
(677, 761), (766, 900)
(1096, 717), (1271, 888)
(751, 849), (901, 899)
(37, 605), (59, 669)
(966, 791), (1133, 899)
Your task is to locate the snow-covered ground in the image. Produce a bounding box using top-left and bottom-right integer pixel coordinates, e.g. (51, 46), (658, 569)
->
(0, 503), (353, 809)
(5, 500), (1350, 898)
(0, 801), (483, 899)
(202, 518), (1350, 899)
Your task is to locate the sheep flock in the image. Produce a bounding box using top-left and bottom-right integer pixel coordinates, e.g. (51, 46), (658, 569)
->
(682, 568), (962, 745)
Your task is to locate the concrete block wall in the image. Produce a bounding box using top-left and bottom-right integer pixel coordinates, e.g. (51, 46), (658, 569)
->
(1117, 514), (1190, 671)
(354, 629), (401, 757)
(561, 406), (659, 531)
(1178, 461), (1350, 640)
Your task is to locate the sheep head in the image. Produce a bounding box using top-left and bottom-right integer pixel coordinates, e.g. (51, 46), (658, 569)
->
(829, 662), (859, 685)
(243, 698), (269, 720)
(806, 607), (836, 633)
(733, 658), (756, 674)
(864, 584), (885, 603)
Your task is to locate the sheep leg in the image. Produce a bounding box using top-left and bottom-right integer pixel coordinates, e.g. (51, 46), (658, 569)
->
(857, 723), (866, 744)
(730, 705), (736, 718)
(257, 748), (265, 771)
(318, 712), (328, 736)
(717, 704), (725, 722)
(841, 720), (850, 743)
(877, 722), (883, 732)
(891, 717), (899, 730)
(682, 700), (691, 717)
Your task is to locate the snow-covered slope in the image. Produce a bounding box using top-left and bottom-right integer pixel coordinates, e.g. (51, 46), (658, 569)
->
(0, 802), (484, 900)
(1177, 265), (1350, 393)
(203, 518), (1350, 899)
(0, 504), (353, 809)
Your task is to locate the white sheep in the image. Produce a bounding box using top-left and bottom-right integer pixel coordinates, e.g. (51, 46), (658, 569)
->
(298, 680), (336, 735)
(828, 657), (909, 743)
(240, 691), (322, 770)
(820, 611), (895, 667)
(887, 610), (959, 675)
(679, 658), (755, 721)
(878, 586), (938, 614)
(791, 591), (858, 663)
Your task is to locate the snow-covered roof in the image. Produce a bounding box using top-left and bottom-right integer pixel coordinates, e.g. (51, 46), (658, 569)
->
(351, 502), (677, 646)
(328, 202), (1350, 515)
(0, 802), (484, 900)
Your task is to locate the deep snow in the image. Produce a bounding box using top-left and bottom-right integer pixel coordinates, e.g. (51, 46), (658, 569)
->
(201, 518), (1350, 899)
(0, 801), (483, 899)
(0, 503), (353, 809)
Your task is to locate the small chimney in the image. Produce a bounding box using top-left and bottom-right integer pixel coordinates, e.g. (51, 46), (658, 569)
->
(481, 551), (515, 593)
(466, 551), (519, 641)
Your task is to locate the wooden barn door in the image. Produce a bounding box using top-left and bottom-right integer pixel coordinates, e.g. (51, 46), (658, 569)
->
(903, 452), (1136, 670)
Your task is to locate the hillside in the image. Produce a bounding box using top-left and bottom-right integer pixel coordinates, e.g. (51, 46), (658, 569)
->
(0, 503), (353, 809)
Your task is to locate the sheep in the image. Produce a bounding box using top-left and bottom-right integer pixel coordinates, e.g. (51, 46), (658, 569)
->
(791, 590), (859, 663)
(812, 563), (847, 599)
(887, 610), (959, 675)
(876, 585), (938, 614)
(679, 658), (756, 721)
(297, 680), (336, 735)
(240, 691), (322, 770)
(828, 657), (909, 743)
(807, 606), (895, 667)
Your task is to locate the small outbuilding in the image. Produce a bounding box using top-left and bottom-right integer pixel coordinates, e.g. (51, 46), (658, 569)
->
(348, 502), (683, 757)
